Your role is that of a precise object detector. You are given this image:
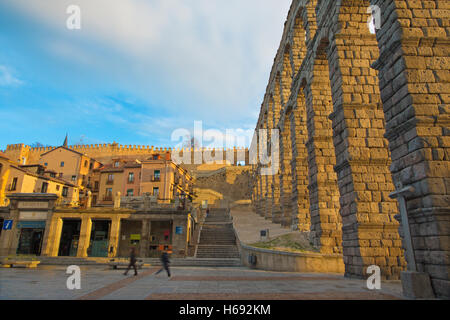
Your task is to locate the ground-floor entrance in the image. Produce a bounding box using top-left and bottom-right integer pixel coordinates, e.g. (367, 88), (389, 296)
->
(118, 220), (142, 257)
(88, 219), (111, 257)
(58, 219), (81, 257)
(16, 221), (46, 255)
(148, 220), (172, 258)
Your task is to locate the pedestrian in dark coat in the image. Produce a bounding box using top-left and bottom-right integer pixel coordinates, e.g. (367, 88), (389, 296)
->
(155, 251), (171, 277)
(124, 247), (138, 276)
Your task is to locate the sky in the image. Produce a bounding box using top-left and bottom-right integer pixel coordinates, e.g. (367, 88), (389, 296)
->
(0, 0), (291, 150)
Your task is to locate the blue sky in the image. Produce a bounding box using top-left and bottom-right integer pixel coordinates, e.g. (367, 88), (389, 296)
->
(0, 0), (291, 150)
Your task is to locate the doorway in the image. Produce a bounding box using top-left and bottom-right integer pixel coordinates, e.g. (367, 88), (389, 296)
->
(58, 219), (81, 257)
(88, 220), (111, 257)
(17, 228), (44, 255)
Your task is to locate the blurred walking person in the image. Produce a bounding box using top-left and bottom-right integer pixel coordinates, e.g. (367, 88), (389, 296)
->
(155, 250), (171, 278)
(124, 247), (138, 276)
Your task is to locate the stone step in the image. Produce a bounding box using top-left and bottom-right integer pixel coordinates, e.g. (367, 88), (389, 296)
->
(38, 257), (242, 267)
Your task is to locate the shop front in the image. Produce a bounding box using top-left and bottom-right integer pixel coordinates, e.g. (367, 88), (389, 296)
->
(16, 220), (46, 255)
(58, 219), (81, 257)
(88, 219), (111, 257)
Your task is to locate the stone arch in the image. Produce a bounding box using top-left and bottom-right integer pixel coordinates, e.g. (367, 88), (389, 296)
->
(280, 46), (293, 108)
(304, 37), (343, 254)
(290, 6), (308, 75)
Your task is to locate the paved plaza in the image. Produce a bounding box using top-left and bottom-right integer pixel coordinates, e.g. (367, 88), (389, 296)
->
(0, 265), (404, 300)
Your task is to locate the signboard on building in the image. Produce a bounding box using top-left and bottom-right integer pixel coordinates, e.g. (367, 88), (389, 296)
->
(17, 221), (46, 229)
(18, 202), (49, 209)
(130, 234), (141, 240)
(2, 220), (13, 230)
(19, 212), (48, 221)
(175, 226), (183, 235)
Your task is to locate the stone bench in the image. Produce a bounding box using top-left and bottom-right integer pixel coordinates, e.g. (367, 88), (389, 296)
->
(108, 259), (145, 270)
(1, 260), (40, 268)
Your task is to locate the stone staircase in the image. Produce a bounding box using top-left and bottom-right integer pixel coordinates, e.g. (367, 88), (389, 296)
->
(196, 208), (241, 260)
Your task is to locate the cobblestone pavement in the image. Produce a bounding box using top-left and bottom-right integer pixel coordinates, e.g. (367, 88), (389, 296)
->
(0, 266), (404, 300)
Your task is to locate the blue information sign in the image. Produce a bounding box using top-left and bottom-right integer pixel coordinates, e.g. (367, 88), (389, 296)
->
(2, 220), (13, 230)
(175, 226), (183, 234)
(16, 221), (46, 229)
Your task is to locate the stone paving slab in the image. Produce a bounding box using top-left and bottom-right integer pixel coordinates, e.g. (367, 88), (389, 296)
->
(0, 265), (405, 300)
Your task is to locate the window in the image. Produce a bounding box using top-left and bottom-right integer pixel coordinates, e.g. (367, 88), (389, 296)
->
(10, 177), (18, 191)
(41, 182), (48, 193)
(94, 181), (99, 190)
(154, 170), (161, 181)
(56, 185), (60, 191)
(127, 189), (134, 197)
(84, 160), (88, 168)
(62, 186), (68, 197)
(107, 174), (114, 184)
(59, 173), (63, 178)
(105, 188), (113, 200)
(114, 161), (120, 168)
(44, 163), (48, 166)
(60, 161), (65, 167)
(153, 187), (159, 197)
(71, 175), (76, 182)
(128, 172), (134, 183)
(50, 173), (56, 178)
(89, 163), (93, 170)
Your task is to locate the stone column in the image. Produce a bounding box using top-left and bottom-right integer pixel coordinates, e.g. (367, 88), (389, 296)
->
(43, 216), (63, 257)
(290, 97), (310, 231)
(271, 82), (283, 223)
(108, 216), (121, 258)
(371, 0), (450, 297)
(77, 217), (92, 258)
(317, 3), (406, 279)
(139, 219), (150, 258)
(279, 112), (294, 228)
(303, 71), (342, 255)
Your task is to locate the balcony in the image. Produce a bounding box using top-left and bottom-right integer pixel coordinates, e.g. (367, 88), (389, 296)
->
(151, 177), (161, 182)
(106, 180), (114, 185)
(103, 195), (113, 201)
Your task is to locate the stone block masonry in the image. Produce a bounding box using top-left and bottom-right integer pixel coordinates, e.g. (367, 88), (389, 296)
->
(251, 0), (449, 298)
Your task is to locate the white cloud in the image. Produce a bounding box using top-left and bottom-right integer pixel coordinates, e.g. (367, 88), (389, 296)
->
(4, 0), (291, 124)
(0, 65), (23, 86)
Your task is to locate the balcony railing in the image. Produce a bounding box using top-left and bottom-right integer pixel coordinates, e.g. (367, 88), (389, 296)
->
(106, 180), (114, 185)
(103, 195), (113, 201)
(152, 177), (161, 182)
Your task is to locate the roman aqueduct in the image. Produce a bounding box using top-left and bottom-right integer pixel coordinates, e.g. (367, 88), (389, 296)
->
(250, 0), (449, 297)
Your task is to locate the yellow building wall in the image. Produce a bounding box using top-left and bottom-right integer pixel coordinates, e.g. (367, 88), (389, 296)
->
(39, 148), (83, 186)
(98, 171), (124, 203)
(0, 160), (11, 206)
